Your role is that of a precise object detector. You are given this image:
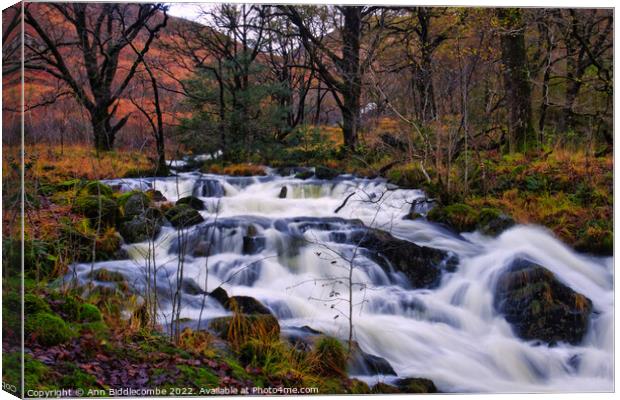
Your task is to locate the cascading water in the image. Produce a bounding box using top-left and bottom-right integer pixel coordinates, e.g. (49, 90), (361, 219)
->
(73, 167), (613, 393)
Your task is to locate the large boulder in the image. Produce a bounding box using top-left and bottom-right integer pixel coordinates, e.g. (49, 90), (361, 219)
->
(119, 208), (163, 243)
(315, 166), (341, 180)
(348, 342), (396, 376)
(176, 196), (205, 210)
(395, 377), (438, 393)
(119, 192), (150, 218)
(494, 258), (593, 345)
(342, 228), (458, 288)
(72, 195), (119, 226)
(165, 204), (204, 228)
(208, 287), (272, 316)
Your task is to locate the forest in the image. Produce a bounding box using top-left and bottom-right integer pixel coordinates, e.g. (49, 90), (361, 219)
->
(2, 3), (614, 396)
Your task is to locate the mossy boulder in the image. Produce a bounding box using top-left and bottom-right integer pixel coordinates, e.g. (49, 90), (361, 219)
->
(386, 164), (428, 188)
(119, 192), (151, 218)
(72, 195), (118, 226)
(80, 181), (114, 197)
(315, 166), (341, 180)
(312, 336), (347, 377)
(295, 170), (314, 180)
(477, 207), (515, 236)
(176, 196), (205, 211)
(494, 258), (593, 345)
(395, 377), (438, 393)
(427, 203), (478, 232)
(78, 304), (102, 322)
(25, 312), (73, 346)
(165, 204), (204, 228)
(24, 293), (51, 315)
(119, 209), (163, 243)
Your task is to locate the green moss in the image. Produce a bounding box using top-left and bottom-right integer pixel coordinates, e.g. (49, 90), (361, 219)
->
(79, 303), (102, 322)
(165, 204), (204, 228)
(176, 365), (219, 388)
(24, 293), (51, 315)
(312, 336), (347, 377)
(72, 195), (118, 226)
(4, 353), (51, 392)
(80, 181), (113, 197)
(25, 312), (74, 346)
(58, 362), (99, 390)
(55, 178), (83, 191)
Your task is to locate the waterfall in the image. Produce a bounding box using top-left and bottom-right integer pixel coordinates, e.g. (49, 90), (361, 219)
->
(74, 168), (613, 393)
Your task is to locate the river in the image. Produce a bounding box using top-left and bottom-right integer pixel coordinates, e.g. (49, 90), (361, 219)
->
(68, 167), (613, 393)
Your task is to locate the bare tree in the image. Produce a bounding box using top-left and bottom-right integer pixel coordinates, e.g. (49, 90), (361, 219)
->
(279, 6), (387, 150)
(24, 3), (168, 151)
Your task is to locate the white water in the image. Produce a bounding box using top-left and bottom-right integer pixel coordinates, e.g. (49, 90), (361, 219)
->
(76, 169), (614, 393)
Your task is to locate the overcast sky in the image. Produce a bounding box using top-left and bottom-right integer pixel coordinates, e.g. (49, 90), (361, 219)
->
(167, 3), (205, 21)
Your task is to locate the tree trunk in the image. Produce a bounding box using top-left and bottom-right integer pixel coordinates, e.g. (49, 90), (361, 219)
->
(498, 8), (535, 153)
(340, 7), (362, 150)
(91, 111), (115, 152)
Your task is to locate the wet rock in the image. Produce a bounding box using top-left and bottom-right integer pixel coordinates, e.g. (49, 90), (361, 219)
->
(181, 278), (206, 296)
(208, 287), (272, 316)
(165, 204), (204, 228)
(193, 240), (212, 257)
(344, 228), (458, 288)
(295, 170), (314, 180)
(395, 377), (438, 393)
(494, 258), (592, 345)
(348, 342), (396, 376)
(242, 236), (266, 255)
(176, 195), (205, 210)
(315, 166), (341, 180)
(192, 179), (224, 198)
(209, 287), (230, 305)
(278, 186), (287, 199)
